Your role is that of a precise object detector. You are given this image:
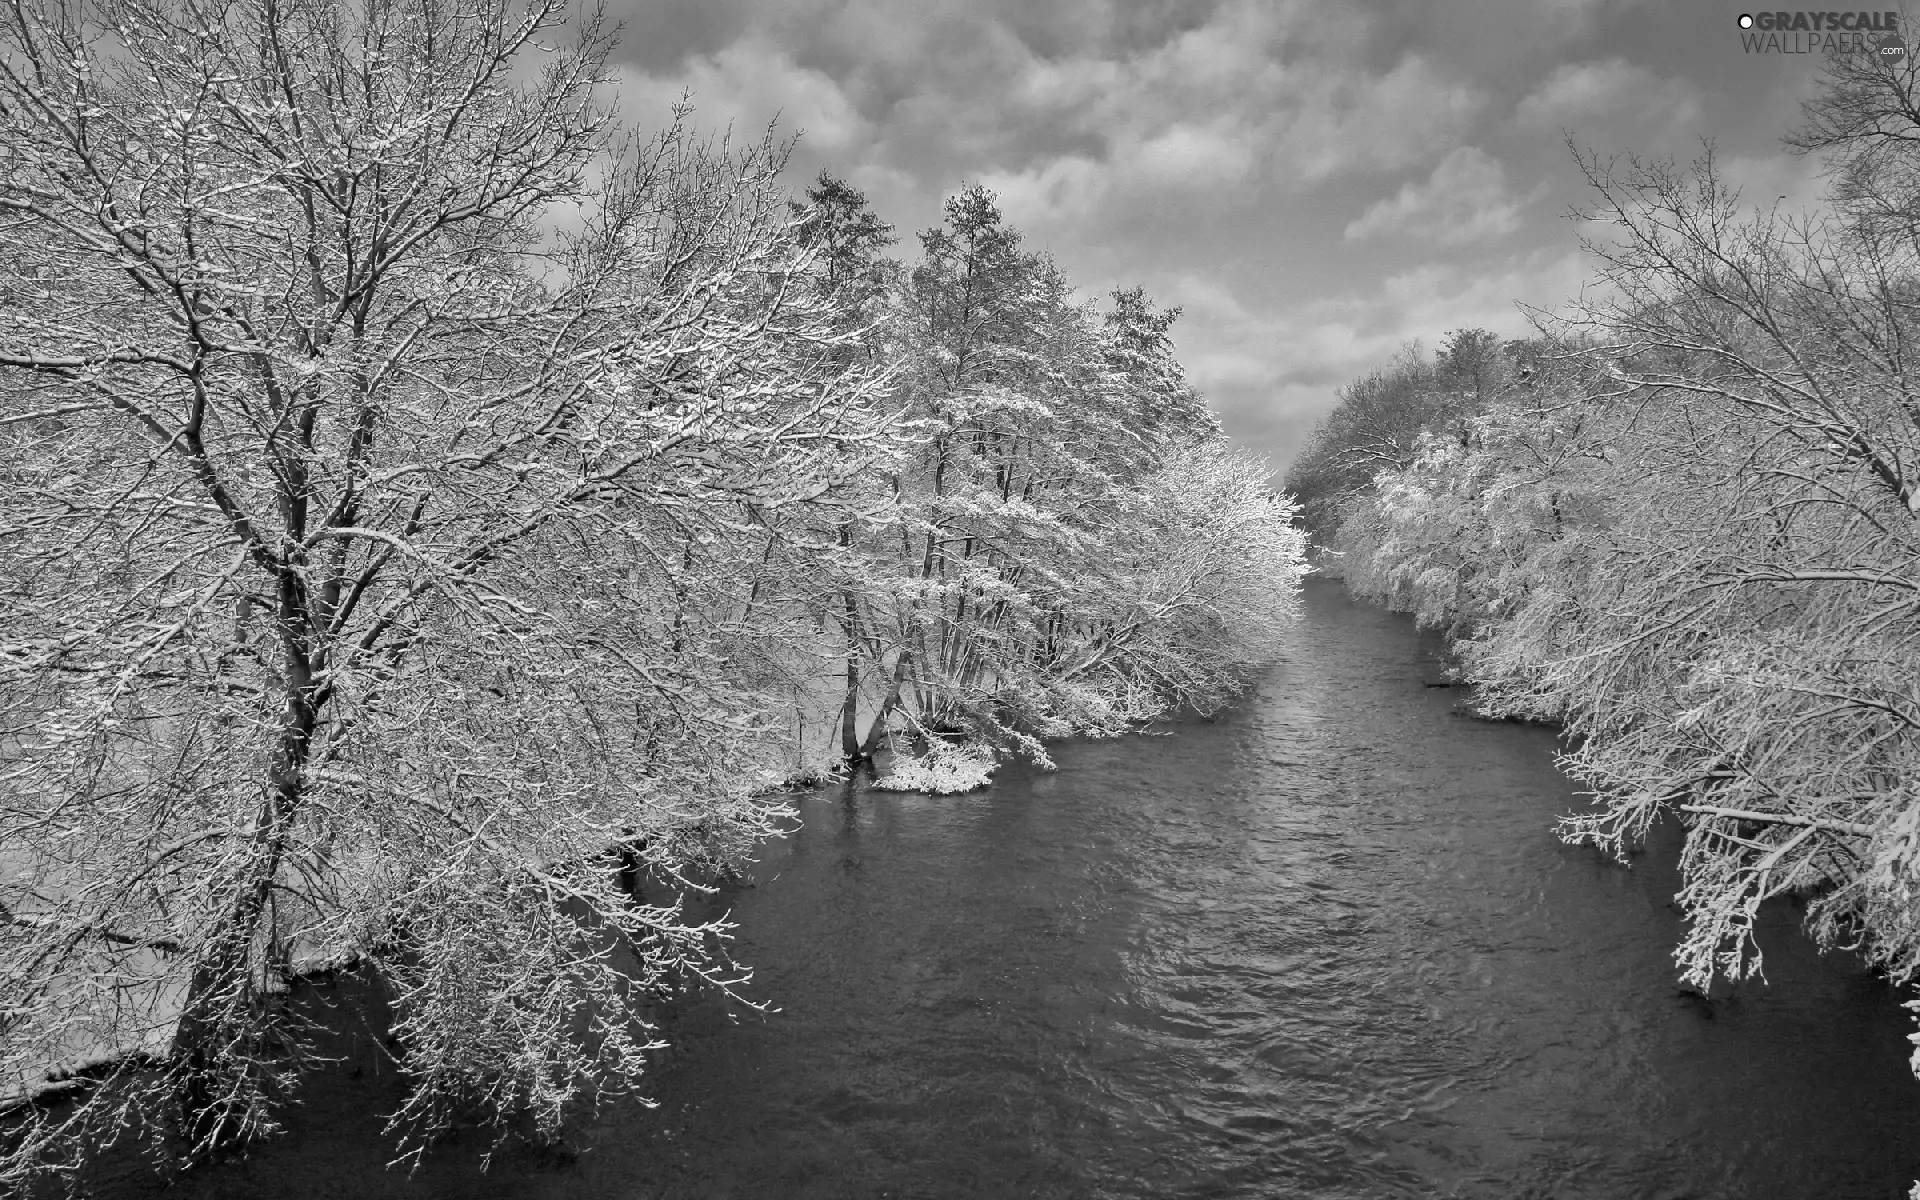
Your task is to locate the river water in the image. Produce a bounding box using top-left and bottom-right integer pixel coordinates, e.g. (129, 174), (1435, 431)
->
(170, 579), (1920, 1198)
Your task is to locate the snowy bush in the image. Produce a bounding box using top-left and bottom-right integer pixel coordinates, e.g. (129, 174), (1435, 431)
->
(870, 740), (997, 795)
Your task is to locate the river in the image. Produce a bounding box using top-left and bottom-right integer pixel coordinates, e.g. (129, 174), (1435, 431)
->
(163, 578), (1920, 1198)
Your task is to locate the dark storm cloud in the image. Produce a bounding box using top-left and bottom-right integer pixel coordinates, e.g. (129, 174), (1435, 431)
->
(610, 0), (753, 70)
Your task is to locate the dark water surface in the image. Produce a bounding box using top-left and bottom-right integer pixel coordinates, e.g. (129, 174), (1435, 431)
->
(175, 580), (1920, 1198)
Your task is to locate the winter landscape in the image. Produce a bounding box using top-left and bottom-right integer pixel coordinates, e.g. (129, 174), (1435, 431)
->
(3, 1), (1920, 1197)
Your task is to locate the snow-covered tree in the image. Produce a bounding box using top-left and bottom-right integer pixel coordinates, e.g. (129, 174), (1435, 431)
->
(1339, 138), (1920, 1041)
(1284, 332), (1511, 549)
(854, 187), (1306, 783)
(1333, 342), (1613, 645)
(0, 0), (897, 1178)
(1486, 144), (1920, 1002)
(0, 0), (1310, 1179)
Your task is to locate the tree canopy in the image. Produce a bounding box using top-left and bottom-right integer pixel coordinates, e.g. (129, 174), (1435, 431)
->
(1306, 38), (1920, 1107)
(0, 0), (1306, 1183)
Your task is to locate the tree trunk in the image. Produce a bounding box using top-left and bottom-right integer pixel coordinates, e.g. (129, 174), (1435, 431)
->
(841, 589), (862, 764)
(859, 649), (914, 760)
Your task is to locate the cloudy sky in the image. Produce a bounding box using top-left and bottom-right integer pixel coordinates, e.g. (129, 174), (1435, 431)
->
(600, 0), (1838, 477)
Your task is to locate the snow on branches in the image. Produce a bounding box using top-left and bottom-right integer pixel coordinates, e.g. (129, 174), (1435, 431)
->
(0, 0), (899, 1178)
(1316, 88), (1920, 1091)
(0, 0), (1307, 1184)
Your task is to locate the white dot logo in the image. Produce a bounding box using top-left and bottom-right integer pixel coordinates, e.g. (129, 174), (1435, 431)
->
(1737, 13), (1754, 28)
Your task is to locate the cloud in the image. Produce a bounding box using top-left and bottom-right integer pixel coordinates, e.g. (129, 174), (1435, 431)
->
(614, 37), (871, 154)
(1369, 251), (1590, 332)
(1343, 146), (1544, 246)
(974, 47), (1485, 241)
(1353, 0), (1627, 76)
(610, 0), (1495, 262)
(1119, 248), (1589, 477)
(1267, 54), (1486, 184)
(981, 116), (1259, 232)
(588, 0), (1805, 481)
(980, 155), (1112, 228)
(991, 10), (1484, 194)
(612, 0), (756, 71)
(1514, 58), (1704, 150)
(1717, 152), (1830, 214)
(1189, 250), (1594, 474)
(938, 7), (1488, 249)
(1132, 118), (1258, 187)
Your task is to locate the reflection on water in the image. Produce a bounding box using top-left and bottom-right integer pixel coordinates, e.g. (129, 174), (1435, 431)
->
(165, 579), (1920, 1199)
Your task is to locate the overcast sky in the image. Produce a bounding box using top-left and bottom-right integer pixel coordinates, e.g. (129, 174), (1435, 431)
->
(600, 0), (1839, 477)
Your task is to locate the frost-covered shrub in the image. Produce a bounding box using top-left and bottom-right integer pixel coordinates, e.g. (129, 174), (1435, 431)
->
(1335, 154), (1920, 1047)
(1332, 385), (1616, 654)
(871, 739), (997, 795)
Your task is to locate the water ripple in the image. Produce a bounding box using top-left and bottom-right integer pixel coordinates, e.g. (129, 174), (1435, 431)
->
(165, 580), (1920, 1200)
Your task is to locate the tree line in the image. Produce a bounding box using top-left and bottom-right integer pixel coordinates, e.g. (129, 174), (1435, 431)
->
(1289, 43), (1920, 1098)
(0, 0), (1306, 1183)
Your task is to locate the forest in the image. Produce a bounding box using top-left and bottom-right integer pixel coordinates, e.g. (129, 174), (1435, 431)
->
(1288, 42), (1920, 1102)
(0, 0), (1308, 1185)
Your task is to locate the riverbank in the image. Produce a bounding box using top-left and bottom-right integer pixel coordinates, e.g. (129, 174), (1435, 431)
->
(81, 580), (1920, 1199)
